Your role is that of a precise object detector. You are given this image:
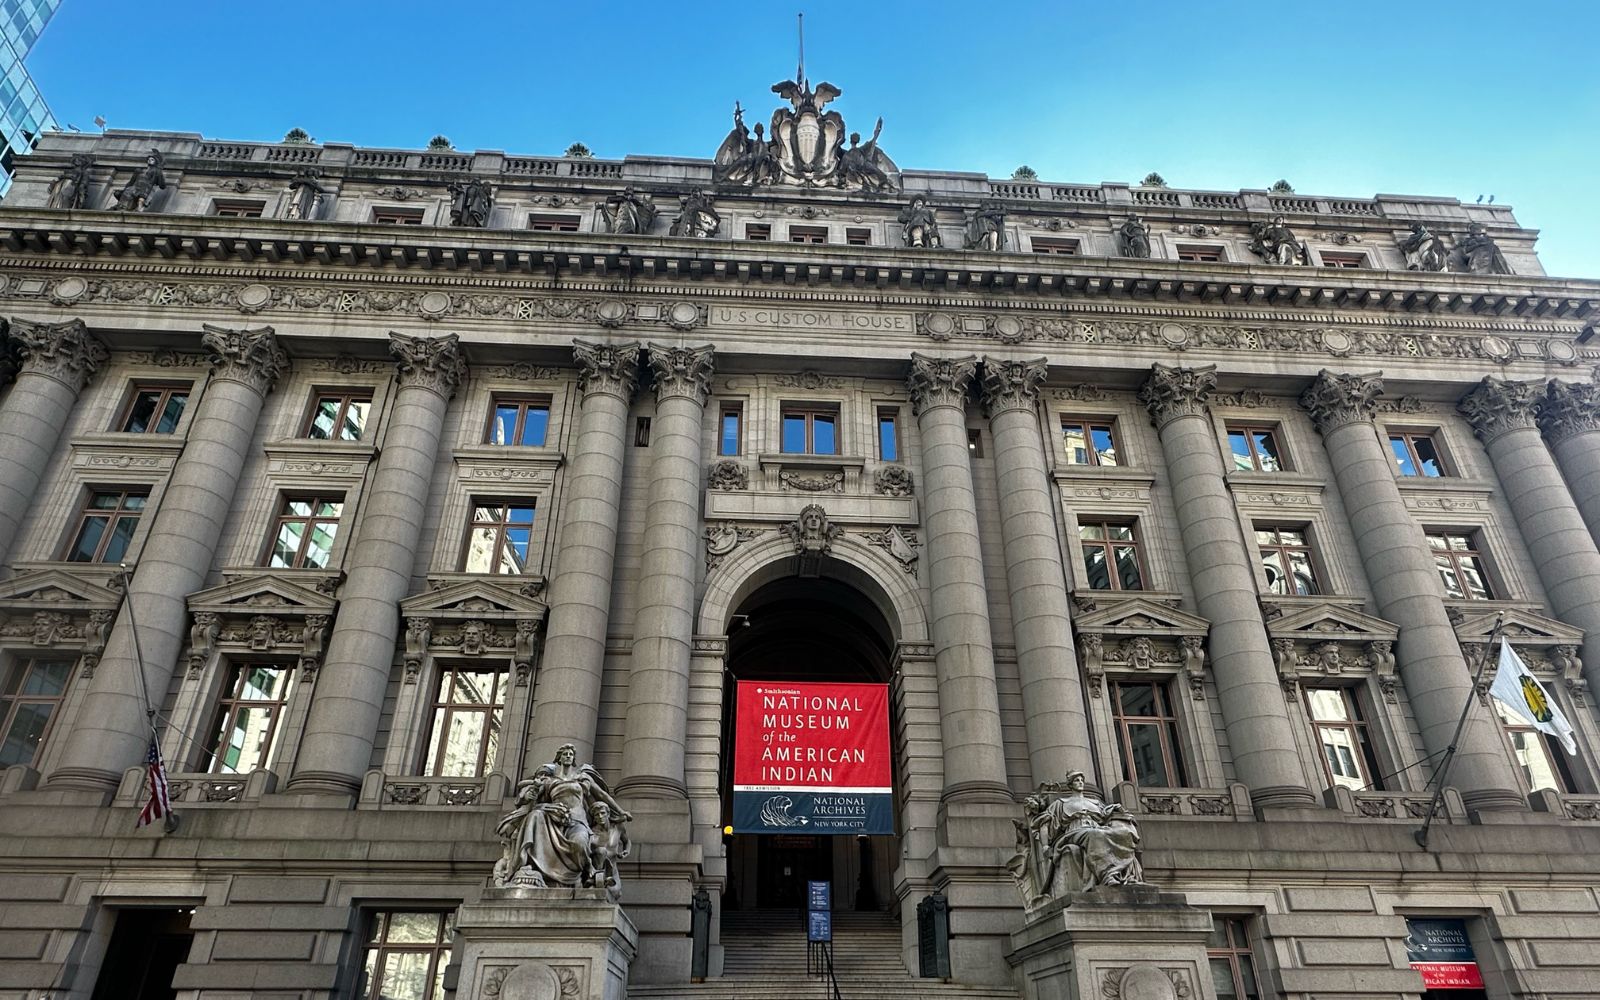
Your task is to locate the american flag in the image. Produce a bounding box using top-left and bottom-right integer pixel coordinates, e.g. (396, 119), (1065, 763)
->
(136, 736), (171, 829)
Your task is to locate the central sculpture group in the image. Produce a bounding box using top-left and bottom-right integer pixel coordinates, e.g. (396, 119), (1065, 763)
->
(493, 744), (633, 892)
(1007, 771), (1147, 914)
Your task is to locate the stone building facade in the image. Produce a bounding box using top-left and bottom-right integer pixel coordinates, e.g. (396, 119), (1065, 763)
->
(0, 77), (1599, 999)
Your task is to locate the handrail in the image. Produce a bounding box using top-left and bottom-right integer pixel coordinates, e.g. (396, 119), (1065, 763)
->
(819, 940), (843, 1000)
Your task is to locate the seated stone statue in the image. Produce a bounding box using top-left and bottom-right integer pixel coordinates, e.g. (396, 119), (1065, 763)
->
(1007, 770), (1146, 912)
(493, 743), (632, 892)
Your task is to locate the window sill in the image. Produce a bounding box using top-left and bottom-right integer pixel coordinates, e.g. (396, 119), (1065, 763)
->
(1052, 466), (1155, 487)
(758, 452), (866, 470)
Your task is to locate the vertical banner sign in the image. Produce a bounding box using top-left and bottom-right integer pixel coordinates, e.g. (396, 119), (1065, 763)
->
(1404, 918), (1484, 989)
(733, 680), (893, 834)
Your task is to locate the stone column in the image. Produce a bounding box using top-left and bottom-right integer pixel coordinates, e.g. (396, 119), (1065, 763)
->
(0, 318), (108, 567)
(1539, 380), (1600, 547)
(527, 340), (640, 767)
(289, 333), (464, 796)
(1138, 364), (1315, 809)
(908, 353), (1011, 802)
(1463, 376), (1600, 700)
(1301, 370), (1524, 812)
(617, 343), (714, 800)
(47, 326), (287, 791)
(979, 356), (1094, 783)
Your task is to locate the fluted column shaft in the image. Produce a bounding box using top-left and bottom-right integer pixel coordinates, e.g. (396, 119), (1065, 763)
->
(909, 354), (1010, 801)
(289, 333), (464, 795)
(1303, 370), (1524, 812)
(0, 318), (107, 567)
(618, 344), (714, 799)
(48, 326), (286, 790)
(1541, 380), (1600, 549)
(1139, 364), (1315, 808)
(981, 357), (1093, 783)
(528, 341), (640, 766)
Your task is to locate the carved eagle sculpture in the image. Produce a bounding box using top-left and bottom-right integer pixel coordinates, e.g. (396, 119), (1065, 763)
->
(771, 79), (842, 111)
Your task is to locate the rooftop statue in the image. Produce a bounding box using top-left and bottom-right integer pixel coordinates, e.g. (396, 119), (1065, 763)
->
(964, 200), (1006, 252)
(669, 189), (721, 238)
(1453, 222), (1510, 275)
(836, 118), (898, 194)
(283, 168), (327, 221)
(112, 149), (166, 212)
(601, 186), (657, 236)
(898, 196), (941, 249)
(713, 77), (898, 191)
(447, 177), (494, 228)
(1248, 214), (1306, 266)
(494, 743), (632, 893)
(47, 154), (94, 210)
(1116, 214), (1152, 259)
(1398, 221), (1447, 272)
(1007, 770), (1146, 913)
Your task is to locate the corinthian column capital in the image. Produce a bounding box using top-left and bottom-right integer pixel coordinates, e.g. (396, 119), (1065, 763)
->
(646, 342), (714, 405)
(389, 331), (466, 397)
(1540, 380), (1600, 444)
(1458, 375), (1543, 443)
(572, 338), (640, 401)
(908, 353), (977, 416)
(9, 317), (108, 391)
(201, 324), (289, 395)
(1138, 362), (1216, 427)
(1300, 369), (1382, 434)
(980, 356), (1048, 416)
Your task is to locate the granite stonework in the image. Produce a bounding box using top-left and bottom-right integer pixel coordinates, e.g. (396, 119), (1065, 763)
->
(0, 84), (1598, 999)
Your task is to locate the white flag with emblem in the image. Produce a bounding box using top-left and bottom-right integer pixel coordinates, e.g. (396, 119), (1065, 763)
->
(1489, 640), (1577, 755)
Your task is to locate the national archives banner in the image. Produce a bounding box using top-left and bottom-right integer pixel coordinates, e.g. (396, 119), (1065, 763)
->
(732, 680), (893, 834)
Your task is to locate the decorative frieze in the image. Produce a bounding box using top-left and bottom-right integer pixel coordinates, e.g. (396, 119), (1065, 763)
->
(907, 353), (977, 415)
(646, 342), (714, 405)
(706, 459), (748, 491)
(1299, 369), (1382, 434)
(1138, 363), (1216, 427)
(390, 331), (466, 397)
(861, 525), (920, 574)
(703, 521), (762, 570)
(8, 317), (108, 390)
(979, 356), (1047, 415)
(874, 465), (914, 497)
(1539, 380), (1600, 443)
(1458, 375), (1543, 443)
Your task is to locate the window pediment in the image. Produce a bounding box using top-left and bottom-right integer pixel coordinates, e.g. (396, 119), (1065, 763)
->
(399, 579), (549, 687)
(1072, 594), (1210, 701)
(0, 567), (122, 675)
(1071, 593), (1209, 637)
(185, 573), (338, 680)
(1264, 599), (1400, 700)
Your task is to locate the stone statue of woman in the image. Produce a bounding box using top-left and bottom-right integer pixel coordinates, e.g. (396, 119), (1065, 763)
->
(494, 744), (632, 891)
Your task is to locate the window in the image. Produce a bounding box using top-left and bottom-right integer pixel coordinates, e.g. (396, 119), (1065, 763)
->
(1110, 680), (1186, 787)
(304, 391), (372, 441)
(423, 665), (508, 777)
(373, 207), (424, 225)
(1207, 916), (1262, 1000)
(463, 500), (536, 574)
(1177, 245), (1224, 262)
(967, 428), (985, 458)
(1303, 687), (1381, 791)
(1031, 237), (1080, 255)
(1426, 531), (1494, 600)
(1320, 251), (1367, 268)
(1389, 432), (1446, 477)
(212, 199), (264, 218)
(357, 911), (456, 1000)
(206, 663), (294, 774)
(846, 227), (871, 246)
(118, 384), (189, 434)
(1226, 425), (1284, 472)
(781, 405), (839, 455)
(1062, 417), (1119, 467)
(718, 404), (743, 457)
(877, 408), (901, 462)
(1080, 520), (1145, 591)
(529, 213), (579, 232)
(0, 656), (72, 768)
(267, 496), (343, 569)
(66, 489), (147, 563)
(790, 225), (828, 244)
(1256, 526), (1320, 596)
(487, 396), (550, 447)
(634, 417), (651, 447)
(745, 223), (771, 241)
(1495, 700), (1571, 793)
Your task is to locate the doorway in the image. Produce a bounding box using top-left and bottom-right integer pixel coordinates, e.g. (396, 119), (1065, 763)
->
(90, 907), (195, 1000)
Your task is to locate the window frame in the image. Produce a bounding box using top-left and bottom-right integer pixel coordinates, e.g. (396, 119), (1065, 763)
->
(116, 381), (191, 435)
(1318, 250), (1368, 269)
(1109, 679), (1188, 788)
(264, 494), (345, 570)
(745, 223), (772, 241)
(422, 663), (510, 778)
(485, 394), (552, 448)
(372, 206), (425, 226)
(1061, 415), (1121, 467)
(877, 407), (901, 463)
(1207, 915), (1264, 1000)
(1030, 236), (1081, 255)
(1425, 529), (1496, 600)
(788, 224), (828, 245)
(302, 390), (373, 442)
(0, 655), (74, 769)
(1387, 430), (1449, 478)
(845, 227), (871, 246)
(356, 910), (456, 1000)
(718, 403), (744, 457)
(1254, 524), (1322, 596)
(64, 487), (149, 564)
(1078, 519), (1147, 592)
(205, 661), (296, 775)
(528, 213), (580, 232)
(779, 403), (841, 456)
(1225, 423), (1287, 473)
(461, 498), (539, 575)
(1175, 243), (1225, 262)
(1494, 699), (1573, 794)
(1302, 685), (1382, 791)
(211, 198), (265, 218)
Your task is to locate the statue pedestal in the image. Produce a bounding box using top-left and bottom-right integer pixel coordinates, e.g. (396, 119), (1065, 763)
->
(453, 887), (637, 1000)
(1006, 887), (1216, 1000)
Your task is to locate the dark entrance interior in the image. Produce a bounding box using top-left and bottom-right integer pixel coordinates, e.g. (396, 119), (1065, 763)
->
(720, 575), (899, 912)
(91, 907), (194, 1000)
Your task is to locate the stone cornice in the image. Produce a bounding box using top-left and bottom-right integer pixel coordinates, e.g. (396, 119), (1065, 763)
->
(1139, 363), (1216, 427)
(200, 324), (288, 395)
(572, 339), (639, 402)
(908, 353), (978, 416)
(1300, 370), (1383, 434)
(7, 316), (108, 391)
(390, 332), (466, 397)
(979, 356), (1048, 416)
(646, 342), (714, 405)
(1458, 376), (1544, 443)
(1540, 380), (1600, 444)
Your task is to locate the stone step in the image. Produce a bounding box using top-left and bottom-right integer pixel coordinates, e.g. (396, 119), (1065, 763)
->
(628, 982), (1020, 1000)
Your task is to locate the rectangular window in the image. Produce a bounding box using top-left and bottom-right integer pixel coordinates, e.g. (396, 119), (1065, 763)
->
(634, 417), (651, 447)
(1320, 251), (1367, 268)
(529, 213), (580, 232)
(718, 404), (743, 457)
(1031, 237), (1080, 255)
(845, 227), (871, 246)
(1426, 531), (1494, 600)
(1111, 680), (1186, 787)
(373, 207), (424, 225)
(745, 223), (771, 241)
(0, 656), (72, 768)
(423, 665), (508, 777)
(877, 408), (901, 462)
(1177, 245), (1224, 262)
(789, 225), (828, 244)
(487, 396), (550, 447)
(1062, 417), (1119, 467)
(1303, 687), (1381, 791)
(118, 383), (189, 434)
(358, 911), (456, 1000)
(212, 199), (265, 218)
(1495, 701), (1572, 793)
(1226, 425), (1284, 472)
(1207, 916), (1262, 999)
(206, 663), (294, 774)
(1256, 526), (1320, 596)
(1389, 432), (1447, 477)
(967, 428), (984, 458)
(1080, 520), (1145, 591)
(780, 405), (839, 455)
(304, 391), (372, 441)
(463, 500), (536, 574)
(66, 489), (147, 563)
(267, 495), (344, 569)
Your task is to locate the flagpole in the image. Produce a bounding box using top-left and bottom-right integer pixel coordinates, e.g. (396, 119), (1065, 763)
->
(120, 562), (178, 832)
(1414, 612), (1504, 850)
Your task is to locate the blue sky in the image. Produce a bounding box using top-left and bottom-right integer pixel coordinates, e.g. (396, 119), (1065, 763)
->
(27, 1), (1600, 279)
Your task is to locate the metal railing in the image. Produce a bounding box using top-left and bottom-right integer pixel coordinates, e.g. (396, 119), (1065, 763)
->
(808, 939), (842, 1000)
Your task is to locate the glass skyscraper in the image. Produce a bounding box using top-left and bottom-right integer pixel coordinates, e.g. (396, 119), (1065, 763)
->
(0, 0), (57, 187)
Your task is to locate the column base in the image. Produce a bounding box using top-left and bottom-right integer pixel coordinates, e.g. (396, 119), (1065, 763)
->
(940, 779), (1016, 805)
(1007, 888), (1217, 1000)
(453, 887), (638, 1000)
(283, 770), (362, 797)
(42, 766), (120, 793)
(1248, 784), (1320, 811)
(614, 774), (688, 800)
(1461, 786), (1529, 813)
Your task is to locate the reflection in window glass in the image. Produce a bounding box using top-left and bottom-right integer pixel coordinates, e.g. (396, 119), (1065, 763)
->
(1080, 521), (1144, 591)
(424, 666), (507, 777)
(358, 910), (456, 1000)
(207, 663), (294, 774)
(1062, 418), (1119, 466)
(0, 657), (72, 768)
(464, 502), (537, 574)
(1303, 687), (1379, 791)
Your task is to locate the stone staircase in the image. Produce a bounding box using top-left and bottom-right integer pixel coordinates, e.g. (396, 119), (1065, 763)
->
(628, 909), (1020, 1000)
